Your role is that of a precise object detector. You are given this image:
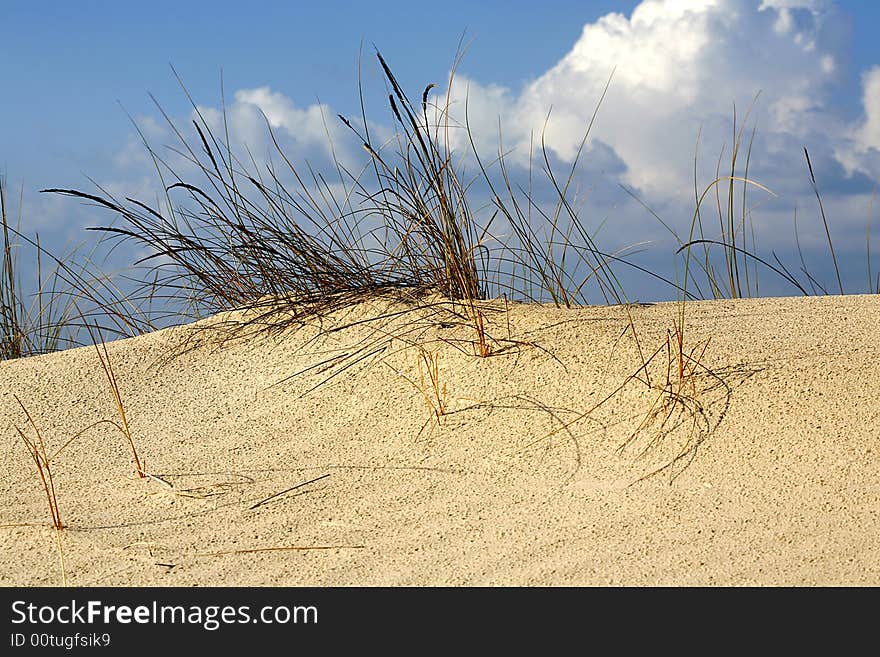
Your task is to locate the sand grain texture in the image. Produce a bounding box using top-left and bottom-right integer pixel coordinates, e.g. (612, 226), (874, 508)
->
(1, 295), (878, 585)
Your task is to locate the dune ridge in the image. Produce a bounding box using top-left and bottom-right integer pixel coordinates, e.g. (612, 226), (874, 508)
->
(1, 294), (878, 586)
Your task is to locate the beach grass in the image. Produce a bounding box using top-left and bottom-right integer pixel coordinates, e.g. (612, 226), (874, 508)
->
(1, 43), (879, 588)
(0, 49), (865, 368)
(0, 48), (875, 493)
(1, 177), (79, 360)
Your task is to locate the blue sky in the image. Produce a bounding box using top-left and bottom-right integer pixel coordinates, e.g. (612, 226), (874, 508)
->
(2, 0), (880, 300)
(2, 2), (623, 174)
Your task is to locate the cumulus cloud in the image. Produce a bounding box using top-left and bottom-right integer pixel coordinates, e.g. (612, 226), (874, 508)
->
(109, 86), (373, 221)
(197, 87), (358, 168)
(444, 0), (862, 199)
(856, 67), (880, 149)
(836, 66), (880, 176)
(98, 0), (877, 296)
(114, 0), (875, 212)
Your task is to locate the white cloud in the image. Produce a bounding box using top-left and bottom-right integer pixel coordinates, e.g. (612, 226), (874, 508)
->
(849, 67), (880, 157)
(205, 89), (346, 164)
(830, 66), (880, 180)
(858, 68), (880, 147)
(111, 0), (871, 215)
(231, 87), (338, 149)
(758, 0), (828, 9)
(772, 7), (794, 34)
(442, 0), (856, 199)
(95, 0), (877, 297)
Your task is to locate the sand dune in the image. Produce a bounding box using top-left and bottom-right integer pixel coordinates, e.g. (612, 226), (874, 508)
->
(1, 294), (878, 586)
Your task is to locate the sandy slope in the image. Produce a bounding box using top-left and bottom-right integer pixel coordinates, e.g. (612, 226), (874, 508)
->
(1, 294), (878, 586)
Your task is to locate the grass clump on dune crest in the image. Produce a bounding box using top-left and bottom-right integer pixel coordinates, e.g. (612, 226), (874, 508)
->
(43, 49), (634, 361)
(4, 44), (874, 492)
(9, 45), (876, 362)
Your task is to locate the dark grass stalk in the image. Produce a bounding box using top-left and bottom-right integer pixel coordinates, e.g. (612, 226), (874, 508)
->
(726, 104), (741, 297)
(465, 70), (629, 308)
(2, 179), (82, 358)
(1, 176), (23, 358)
(804, 147), (844, 295)
(679, 239), (809, 295)
(867, 186), (877, 293)
(3, 175), (161, 358)
(712, 146), (730, 296)
(8, 218), (158, 344)
(691, 126), (715, 299)
(793, 204), (820, 295)
(677, 173), (778, 367)
(740, 116), (760, 297)
(631, 105), (836, 302)
(725, 96), (760, 298)
(622, 110), (764, 302)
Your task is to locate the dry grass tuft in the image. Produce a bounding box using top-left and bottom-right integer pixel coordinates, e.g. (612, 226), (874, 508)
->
(14, 395), (64, 531)
(417, 347), (449, 423)
(87, 324), (145, 477)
